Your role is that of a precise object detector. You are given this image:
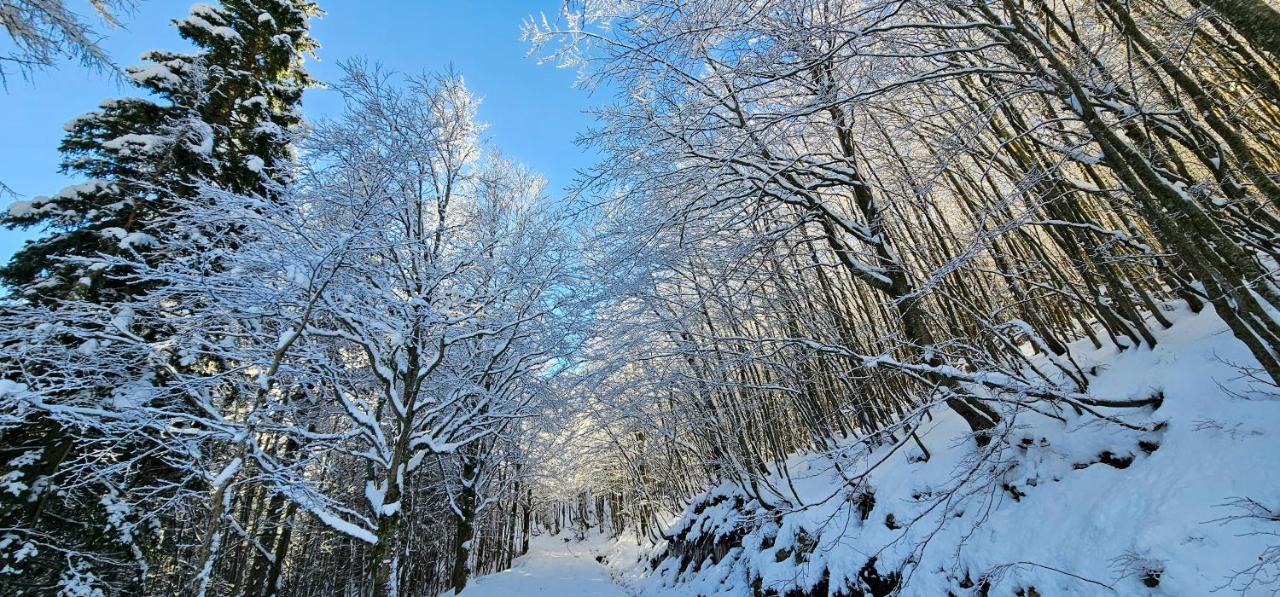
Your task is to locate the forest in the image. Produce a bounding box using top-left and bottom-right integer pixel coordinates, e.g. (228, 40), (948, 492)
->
(2, 0), (1280, 595)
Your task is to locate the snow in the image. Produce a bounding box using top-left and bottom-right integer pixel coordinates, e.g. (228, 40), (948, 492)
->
(456, 533), (630, 597)
(102, 133), (168, 156)
(209, 458), (242, 488)
(0, 380), (29, 400)
(563, 306), (1280, 596)
(129, 63), (183, 87)
(55, 180), (114, 201)
(6, 200), (33, 218)
(245, 155), (265, 173)
(118, 232), (156, 249)
(306, 506), (377, 544)
(209, 26), (244, 42)
(182, 14), (244, 43)
(0, 451), (31, 496)
(188, 121), (215, 155)
(365, 479), (387, 513)
(110, 307), (134, 333)
(189, 3), (223, 19)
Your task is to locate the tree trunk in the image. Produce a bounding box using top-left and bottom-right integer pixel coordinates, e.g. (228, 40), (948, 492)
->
(450, 452), (480, 594)
(521, 489), (532, 555)
(1198, 0), (1280, 57)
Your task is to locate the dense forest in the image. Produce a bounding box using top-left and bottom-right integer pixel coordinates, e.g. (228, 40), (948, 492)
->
(2, 0), (1280, 595)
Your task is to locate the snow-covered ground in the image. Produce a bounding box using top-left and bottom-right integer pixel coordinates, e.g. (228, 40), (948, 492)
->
(456, 534), (631, 597)
(467, 307), (1280, 595)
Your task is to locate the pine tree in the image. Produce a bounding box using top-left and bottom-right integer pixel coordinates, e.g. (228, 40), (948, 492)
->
(0, 1), (318, 591)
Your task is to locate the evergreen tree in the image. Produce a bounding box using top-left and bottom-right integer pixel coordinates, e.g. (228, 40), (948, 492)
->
(0, 1), (318, 592)
(0, 0), (318, 302)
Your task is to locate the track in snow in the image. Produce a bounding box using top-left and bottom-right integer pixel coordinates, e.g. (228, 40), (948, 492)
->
(457, 534), (632, 596)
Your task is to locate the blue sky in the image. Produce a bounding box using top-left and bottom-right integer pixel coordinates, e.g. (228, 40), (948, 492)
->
(0, 0), (597, 264)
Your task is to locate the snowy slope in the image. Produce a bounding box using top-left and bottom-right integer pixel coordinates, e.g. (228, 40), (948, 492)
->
(585, 307), (1280, 595)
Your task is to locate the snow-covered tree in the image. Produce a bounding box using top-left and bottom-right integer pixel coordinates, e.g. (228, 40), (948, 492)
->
(1, 0), (317, 302)
(279, 64), (580, 595)
(519, 0), (1280, 591)
(0, 181), (325, 593)
(0, 1), (318, 591)
(1, 59), (581, 595)
(4, 0), (1278, 594)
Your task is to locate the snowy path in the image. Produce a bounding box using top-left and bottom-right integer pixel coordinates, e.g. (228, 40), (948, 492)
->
(457, 535), (632, 596)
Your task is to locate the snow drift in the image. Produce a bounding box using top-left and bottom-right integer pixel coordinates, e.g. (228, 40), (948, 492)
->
(571, 307), (1280, 596)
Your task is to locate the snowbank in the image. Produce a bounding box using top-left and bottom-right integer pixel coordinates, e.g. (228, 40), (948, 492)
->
(592, 307), (1280, 595)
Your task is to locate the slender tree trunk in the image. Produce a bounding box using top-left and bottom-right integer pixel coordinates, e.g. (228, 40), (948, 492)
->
(521, 489), (532, 555)
(1198, 0), (1280, 57)
(450, 452), (480, 594)
(260, 501), (298, 597)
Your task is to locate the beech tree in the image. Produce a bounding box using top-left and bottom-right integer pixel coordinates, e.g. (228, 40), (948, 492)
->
(277, 64), (579, 594)
(524, 0), (1280, 553)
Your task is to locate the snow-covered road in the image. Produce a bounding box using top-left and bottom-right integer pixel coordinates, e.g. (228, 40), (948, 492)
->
(457, 535), (632, 597)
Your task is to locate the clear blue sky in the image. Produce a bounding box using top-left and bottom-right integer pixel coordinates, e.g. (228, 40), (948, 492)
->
(0, 0), (597, 264)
